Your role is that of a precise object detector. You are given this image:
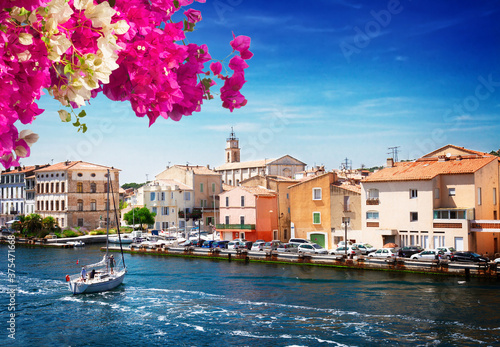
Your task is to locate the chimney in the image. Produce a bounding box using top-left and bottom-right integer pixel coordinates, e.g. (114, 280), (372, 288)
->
(386, 158), (394, 167)
(207, 164), (210, 169)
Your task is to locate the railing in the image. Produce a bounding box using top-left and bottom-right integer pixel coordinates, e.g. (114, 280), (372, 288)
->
(366, 198), (379, 205)
(216, 224), (256, 230)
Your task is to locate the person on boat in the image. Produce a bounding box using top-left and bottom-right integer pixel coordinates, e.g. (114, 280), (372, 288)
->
(80, 266), (87, 281)
(109, 255), (115, 274)
(89, 269), (96, 280)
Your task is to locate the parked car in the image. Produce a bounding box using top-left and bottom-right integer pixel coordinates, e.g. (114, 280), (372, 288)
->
(288, 238), (312, 246)
(336, 241), (353, 247)
(331, 246), (362, 256)
(240, 241), (253, 250)
(494, 258), (500, 263)
(410, 249), (444, 260)
(213, 240), (229, 249)
(352, 243), (376, 255)
(277, 243), (299, 253)
(251, 241), (266, 251)
(179, 239), (196, 247)
(263, 240), (283, 251)
(367, 248), (398, 259)
(227, 241), (240, 250)
(399, 245), (424, 258)
(297, 243), (329, 255)
(436, 246), (456, 260)
(451, 251), (489, 263)
(201, 240), (216, 248)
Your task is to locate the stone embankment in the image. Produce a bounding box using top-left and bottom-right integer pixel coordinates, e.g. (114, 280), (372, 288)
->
(110, 245), (499, 280)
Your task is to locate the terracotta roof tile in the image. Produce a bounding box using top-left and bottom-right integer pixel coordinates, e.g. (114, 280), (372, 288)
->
(173, 165), (221, 175)
(35, 161), (119, 172)
(364, 156), (498, 182)
(240, 186), (277, 197)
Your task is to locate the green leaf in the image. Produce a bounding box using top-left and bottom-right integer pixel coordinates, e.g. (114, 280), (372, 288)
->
(73, 119), (80, 127)
(109, 0), (116, 7)
(41, 36), (49, 44)
(173, 0), (180, 9)
(201, 78), (212, 91)
(82, 124), (88, 133)
(63, 64), (73, 75)
(78, 110), (86, 118)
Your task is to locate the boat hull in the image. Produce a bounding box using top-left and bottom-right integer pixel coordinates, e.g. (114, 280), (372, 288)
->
(68, 269), (126, 295)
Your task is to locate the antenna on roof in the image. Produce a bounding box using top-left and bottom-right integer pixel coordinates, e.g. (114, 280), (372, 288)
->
(339, 157), (352, 171)
(388, 146), (400, 163)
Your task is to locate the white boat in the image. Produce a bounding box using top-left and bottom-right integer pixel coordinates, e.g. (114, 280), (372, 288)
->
(66, 169), (127, 295)
(108, 234), (134, 244)
(67, 241), (85, 247)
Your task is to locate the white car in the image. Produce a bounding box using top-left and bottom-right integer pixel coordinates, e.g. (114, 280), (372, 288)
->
(436, 246), (456, 260)
(227, 240), (245, 250)
(330, 246), (362, 256)
(337, 241), (353, 247)
(367, 248), (398, 258)
(288, 238), (312, 246)
(495, 258), (500, 263)
(410, 249), (444, 260)
(353, 243), (376, 255)
(297, 243), (328, 255)
(251, 241), (266, 251)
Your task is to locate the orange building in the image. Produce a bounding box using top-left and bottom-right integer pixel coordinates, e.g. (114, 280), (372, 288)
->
(288, 172), (336, 248)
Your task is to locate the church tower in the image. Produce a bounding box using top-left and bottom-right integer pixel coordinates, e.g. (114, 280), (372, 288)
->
(225, 127), (240, 163)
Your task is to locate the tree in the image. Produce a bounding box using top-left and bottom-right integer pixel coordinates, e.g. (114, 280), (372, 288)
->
(490, 149), (500, 157)
(11, 215), (26, 234)
(1, 0), (252, 169)
(123, 207), (156, 231)
(23, 213), (43, 236)
(119, 200), (128, 211)
(121, 183), (145, 190)
(42, 216), (57, 232)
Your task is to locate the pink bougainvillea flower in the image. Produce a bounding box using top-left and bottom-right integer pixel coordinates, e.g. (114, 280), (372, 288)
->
(230, 34), (251, 53)
(210, 61), (222, 75)
(184, 9), (202, 23)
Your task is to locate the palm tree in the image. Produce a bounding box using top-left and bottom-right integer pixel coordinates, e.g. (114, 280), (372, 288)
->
(24, 214), (43, 237)
(42, 216), (57, 232)
(11, 215), (26, 234)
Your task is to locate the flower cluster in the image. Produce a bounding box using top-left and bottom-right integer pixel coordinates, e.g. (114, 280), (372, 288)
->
(0, 0), (252, 168)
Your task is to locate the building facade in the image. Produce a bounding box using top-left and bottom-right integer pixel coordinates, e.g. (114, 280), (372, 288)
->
(34, 161), (120, 230)
(217, 186), (278, 242)
(361, 145), (500, 254)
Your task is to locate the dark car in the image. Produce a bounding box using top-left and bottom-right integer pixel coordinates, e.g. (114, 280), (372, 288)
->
(399, 245), (424, 258)
(213, 240), (230, 249)
(238, 241), (253, 250)
(201, 240), (216, 248)
(451, 251), (489, 263)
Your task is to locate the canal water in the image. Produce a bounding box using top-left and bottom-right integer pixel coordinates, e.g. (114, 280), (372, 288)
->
(0, 244), (499, 346)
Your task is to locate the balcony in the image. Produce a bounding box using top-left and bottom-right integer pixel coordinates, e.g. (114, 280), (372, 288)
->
(366, 198), (379, 205)
(216, 224), (256, 230)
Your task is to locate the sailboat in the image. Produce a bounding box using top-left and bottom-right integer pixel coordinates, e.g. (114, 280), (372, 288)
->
(66, 169), (127, 294)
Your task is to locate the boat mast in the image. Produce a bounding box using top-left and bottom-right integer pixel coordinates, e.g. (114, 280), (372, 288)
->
(106, 169), (110, 259)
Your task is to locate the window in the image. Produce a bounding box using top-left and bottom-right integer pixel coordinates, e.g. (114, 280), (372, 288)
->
(212, 183), (216, 192)
(50, 201), (54, 210)
(77, 199), (83, 211)
(410, 212), (418, 222)
(313, 212), (321, 224)
(104, 183), (108, 193)
(77, 173), (83, 177)
(201, 199), (207, 208)
(225, 216), (230, 224)
(77, 218), (84, 227)
(61, 200), (65, 210)
(286, 193), (289, 199)
(55, 201), (59, 211)
(368, 189), (379, 199)
(150, 192), (156, 201)
(494, 188), (497, 205)
(226, 196), (229, 207)
(200, 183), (204, 193)
(241, 196), (245, 207)
(90, 183), (96, 193)
(184, 192), (190, 201)
(240, 216), (245, 225)
(152, 207), (157, 215)
(51, 182), (54, 193)
(162, 222), (169, 230)
(366, 211), (379, 220)
(448, 188), (455, 196)
(55, 182), (59, 193)
(344, 196), (350, 212)
(90, 200), (96, 211)
(161, 192), (165, 201)
(434, 188), (440, 199)
(313, 188), (322, 200)
(77, 182), (83, 193)
(410, 189), (418, 199)
(477, 187), (482, 205)
(61, 182), (65, 192)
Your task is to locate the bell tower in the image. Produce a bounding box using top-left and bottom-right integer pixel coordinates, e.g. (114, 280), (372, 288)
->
(225, 127), (240, 163)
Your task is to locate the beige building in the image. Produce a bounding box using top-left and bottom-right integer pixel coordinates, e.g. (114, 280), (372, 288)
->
(35, 161), (120, 230)
(361, 145), (500, 254)
(215, 129), (306, 186)
(331, 182), (362, 246)
(155, 165), (222, 231)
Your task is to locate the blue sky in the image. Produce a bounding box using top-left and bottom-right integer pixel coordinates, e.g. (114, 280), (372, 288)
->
(20, 0), (500, 183)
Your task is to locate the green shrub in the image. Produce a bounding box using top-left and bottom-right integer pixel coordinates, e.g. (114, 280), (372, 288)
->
(63, 230), (78, 238)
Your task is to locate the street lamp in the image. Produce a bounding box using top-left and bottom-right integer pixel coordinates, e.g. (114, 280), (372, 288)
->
(341, 221), (349, 256)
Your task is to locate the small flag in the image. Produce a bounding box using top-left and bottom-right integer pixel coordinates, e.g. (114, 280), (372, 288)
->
(76, 259), (79, 265)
